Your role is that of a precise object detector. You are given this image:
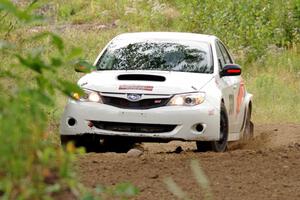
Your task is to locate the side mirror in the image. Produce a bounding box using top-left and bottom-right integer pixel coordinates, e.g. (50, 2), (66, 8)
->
(74, 60), (96, 73)
(220, 64), (242, 77)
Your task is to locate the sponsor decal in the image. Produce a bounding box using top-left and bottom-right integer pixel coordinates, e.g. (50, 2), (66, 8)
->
(119, 85), (153, 91)
(236, 79), (245, 114)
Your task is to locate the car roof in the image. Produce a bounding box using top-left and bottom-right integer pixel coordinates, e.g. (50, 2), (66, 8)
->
(113, 32), (218, 44)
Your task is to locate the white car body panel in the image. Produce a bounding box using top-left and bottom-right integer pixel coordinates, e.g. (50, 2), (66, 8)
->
(78, 70), (213, 94)
(60, 32), (253, 142)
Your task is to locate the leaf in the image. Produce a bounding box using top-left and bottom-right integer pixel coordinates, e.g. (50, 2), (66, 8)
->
(190, 160), (213, 200)
(58, 80), (83, 98)
(81, 193), (96, 200)
(29, 32), (64, 53)
(66, 47), (83, 61)
(164, 178), (191, 200)
(0, 0), (19, 16)
(0, 0), (42, 22)
(66, 142), (76, 154)
(113, 183), (139, 196)
(45, 183), (61, 194)
(51, 34), (64, 53)
(36, 76), (55, 95)
(50, 57), (63, 67)
(94, 185), (105, 194)
(16, 54), (49, 73)
(33, 91), (54, 106)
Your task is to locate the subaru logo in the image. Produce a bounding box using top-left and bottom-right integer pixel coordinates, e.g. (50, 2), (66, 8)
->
(127, 93), (142, 102)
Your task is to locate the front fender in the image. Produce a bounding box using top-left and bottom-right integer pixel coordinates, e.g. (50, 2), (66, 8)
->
(239, 92), (253, 136)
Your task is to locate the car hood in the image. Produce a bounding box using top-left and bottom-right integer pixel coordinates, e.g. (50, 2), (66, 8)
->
(78, 70), (214, 94)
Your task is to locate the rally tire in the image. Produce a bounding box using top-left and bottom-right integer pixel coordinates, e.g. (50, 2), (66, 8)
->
(196, 102), (229, 152)
(101, 138), (135, 153)
(243, 106), (254, 141)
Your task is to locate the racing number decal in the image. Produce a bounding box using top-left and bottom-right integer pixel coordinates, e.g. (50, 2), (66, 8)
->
(236, 79), (245, 114)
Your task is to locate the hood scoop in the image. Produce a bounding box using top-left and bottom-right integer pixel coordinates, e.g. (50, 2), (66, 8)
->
(117, 74), (166, 82)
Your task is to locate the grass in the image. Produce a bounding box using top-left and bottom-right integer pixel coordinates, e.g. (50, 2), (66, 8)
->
(244, 45), (300, 123)
(1, 0), (300, 198)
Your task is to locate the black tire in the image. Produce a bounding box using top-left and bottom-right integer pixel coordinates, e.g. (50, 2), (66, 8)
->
(60, 135), (101, 152)
(101, 137), (135, 153)
(243, 107), (254, 141)
(196, 102), (229, 152)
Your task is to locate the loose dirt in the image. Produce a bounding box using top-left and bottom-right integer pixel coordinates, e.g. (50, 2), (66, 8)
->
(77, 124), (300, 200)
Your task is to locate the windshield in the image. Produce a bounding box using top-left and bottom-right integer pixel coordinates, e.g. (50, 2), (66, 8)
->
(96, 40), (213, 73)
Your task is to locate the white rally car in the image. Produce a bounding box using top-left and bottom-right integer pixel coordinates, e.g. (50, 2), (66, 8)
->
(60, 32), (253, 152)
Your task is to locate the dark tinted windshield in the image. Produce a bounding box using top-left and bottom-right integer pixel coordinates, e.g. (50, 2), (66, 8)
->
(96, 40), (213, 73)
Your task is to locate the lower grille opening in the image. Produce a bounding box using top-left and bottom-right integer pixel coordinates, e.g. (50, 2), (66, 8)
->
(91, 121), (176, 133)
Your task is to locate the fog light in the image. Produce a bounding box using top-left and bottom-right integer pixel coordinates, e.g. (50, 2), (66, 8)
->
(68, 118), (76, 126)
(196, 124), (204, 132)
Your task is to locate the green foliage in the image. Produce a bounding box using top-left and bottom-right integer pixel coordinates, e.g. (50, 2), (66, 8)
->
(244, 46), (300, 123)
(0, 1), (85, 199)
(0, 0), (299, 198)
(38, 0), (299, 64)
(0, 0), (139, 199)
(81, 183), (139, 200)
(0, 0), (42, 22)
(169, 0), (300, 62)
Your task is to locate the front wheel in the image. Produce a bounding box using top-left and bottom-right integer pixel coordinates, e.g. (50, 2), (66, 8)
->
(101, 137), (135, 153)
(196, 102), (229, 152)
(61, 135), (135, 153)
(60, 135), (101, 152)
(242, 107), (254, 141)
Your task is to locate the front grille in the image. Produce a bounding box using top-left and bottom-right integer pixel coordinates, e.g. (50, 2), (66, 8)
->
(91, 121), (176, 133)
(102, 96), (170, 109)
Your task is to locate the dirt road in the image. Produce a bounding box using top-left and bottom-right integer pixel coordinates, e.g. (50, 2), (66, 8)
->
(77, 124), (300, 200)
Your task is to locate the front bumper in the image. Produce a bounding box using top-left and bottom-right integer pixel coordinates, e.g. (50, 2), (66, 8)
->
(60, 99), (220, 141)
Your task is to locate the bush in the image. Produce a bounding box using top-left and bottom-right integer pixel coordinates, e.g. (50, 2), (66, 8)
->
(39, 0), (300, 62)
(168, 0), (300, 62)
(0, 1), (84, 199)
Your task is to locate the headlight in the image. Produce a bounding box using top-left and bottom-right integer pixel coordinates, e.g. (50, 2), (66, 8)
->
(88, 92), (101, 102)
(72, 90), (103, 103)
(168, 92), (205, 106)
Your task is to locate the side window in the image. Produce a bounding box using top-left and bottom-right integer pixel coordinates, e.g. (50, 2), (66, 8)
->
(218, 42), (233, 64)
(215, 42), (225, 69)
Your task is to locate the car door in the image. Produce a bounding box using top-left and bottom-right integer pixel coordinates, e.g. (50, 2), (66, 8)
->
(215, 40), (240, 134)
(217, 41), (242, 133)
